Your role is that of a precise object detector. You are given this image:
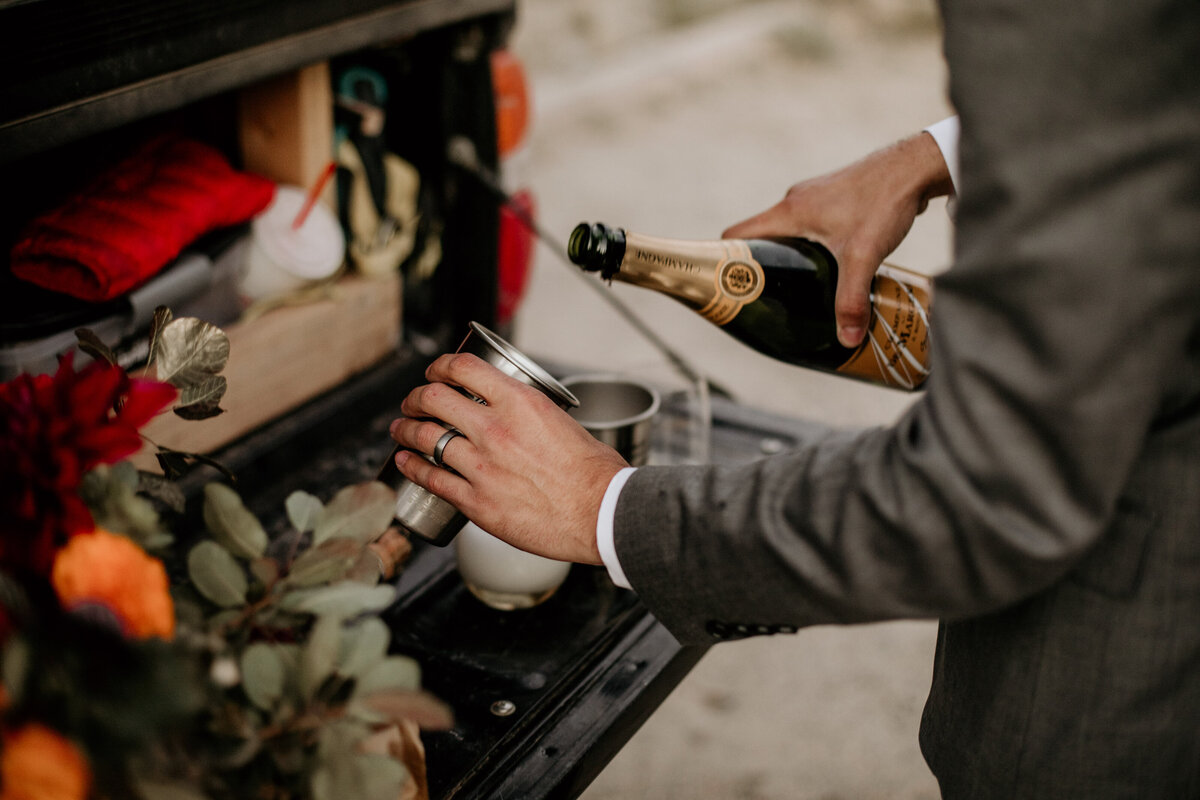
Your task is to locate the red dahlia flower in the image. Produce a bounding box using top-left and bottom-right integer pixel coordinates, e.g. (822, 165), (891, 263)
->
(0, 354), (176, 576)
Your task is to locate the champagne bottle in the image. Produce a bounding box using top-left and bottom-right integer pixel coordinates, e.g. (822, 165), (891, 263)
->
(568, 221), (933, 390)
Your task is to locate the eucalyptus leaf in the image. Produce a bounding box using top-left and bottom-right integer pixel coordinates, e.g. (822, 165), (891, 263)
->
(285, 490), (324, 534)
(354, 655), (421, 695)
(177, 372), (227, 408)
(139, 530), (176, 552)
(74, 327), (116, 366)
(1, 637), (31, 702)
(174, 405), (225, 421)
(153, 316), (230, 389)
(344, 548), (385, 586)
(278, 583), (396, 619)
(310, 766), (336, 800)
(346, 702), (388, 726)
(356, 753), (409, 800)
(273, 643), (303, 704)
(285, 538), (362, 588)
(203, 483), (268, 560)
(316, 718), (368, 760)
(300, 615), (342, 700)
(241, 642), (285, 711)
(79, 464), (170, 550)
(312, 482), (397, 545)
(356, 688), (454, 730)
(207, 608), (243, 632)
(311, 721), (378, 798)
(0, 574), (29, 622)
(171, 596), (206, 631)
(274, 642), (302, 670)
(187, 541), (248, 608)
(173, 373), (227, 419)
(112, 460), (140, 489)
(145, 306), (174, 369)
(337, 618), (390, 678)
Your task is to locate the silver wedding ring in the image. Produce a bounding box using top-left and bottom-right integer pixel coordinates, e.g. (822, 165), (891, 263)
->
(432, 429), (464, 469)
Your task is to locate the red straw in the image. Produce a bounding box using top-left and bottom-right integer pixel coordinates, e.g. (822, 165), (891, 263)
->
(291, 160), (338, 230)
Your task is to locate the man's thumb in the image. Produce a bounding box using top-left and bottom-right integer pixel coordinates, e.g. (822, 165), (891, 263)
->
(834, 269), (874, 349)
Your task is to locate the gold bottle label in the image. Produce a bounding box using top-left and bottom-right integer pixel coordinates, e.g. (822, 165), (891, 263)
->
(620, 234), (764, 323)
(618, 234), (932, 390)
(836, 263), (933, 390)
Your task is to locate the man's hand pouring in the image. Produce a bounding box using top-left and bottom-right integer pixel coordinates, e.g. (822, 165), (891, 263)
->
(388, 353), (629, 565)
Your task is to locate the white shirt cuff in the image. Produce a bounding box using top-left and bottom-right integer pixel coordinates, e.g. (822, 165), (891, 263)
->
(596, 466), (637, 590)
(923, 115), (960, 195)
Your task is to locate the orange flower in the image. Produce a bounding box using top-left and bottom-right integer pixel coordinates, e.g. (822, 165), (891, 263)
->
(51, 529), (174, 640)
(0, 724), (91, 800)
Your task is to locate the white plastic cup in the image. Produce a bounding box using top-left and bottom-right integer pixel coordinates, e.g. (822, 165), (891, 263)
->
(239, 185), (345, 303)
(454, 522), (572, 611)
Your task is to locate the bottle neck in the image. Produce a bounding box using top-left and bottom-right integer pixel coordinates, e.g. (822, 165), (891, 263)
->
(568, 222), (627, 279)
(612, 233), (765, 317)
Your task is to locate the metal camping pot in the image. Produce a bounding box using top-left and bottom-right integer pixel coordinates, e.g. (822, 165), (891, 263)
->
(560, 374), (660, 468)
(378, 321), (579, 546)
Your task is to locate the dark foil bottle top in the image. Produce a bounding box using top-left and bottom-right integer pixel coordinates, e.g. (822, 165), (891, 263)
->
(568, 222), (626, 279)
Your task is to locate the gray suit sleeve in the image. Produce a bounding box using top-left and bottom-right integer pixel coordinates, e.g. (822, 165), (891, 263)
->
(614, 0), (1200, 646)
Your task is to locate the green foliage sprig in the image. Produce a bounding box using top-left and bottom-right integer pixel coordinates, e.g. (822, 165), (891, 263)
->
(1, 310), (448, 800)
(142, 480), (451, 800)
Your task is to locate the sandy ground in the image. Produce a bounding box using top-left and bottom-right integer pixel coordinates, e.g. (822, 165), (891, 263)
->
(507, 1), (954, 797)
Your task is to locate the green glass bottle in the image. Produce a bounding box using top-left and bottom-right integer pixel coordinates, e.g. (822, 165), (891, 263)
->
(567, 221), (933, 390)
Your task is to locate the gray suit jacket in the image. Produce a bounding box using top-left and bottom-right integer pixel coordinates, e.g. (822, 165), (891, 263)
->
(613, 0), (1200, 796)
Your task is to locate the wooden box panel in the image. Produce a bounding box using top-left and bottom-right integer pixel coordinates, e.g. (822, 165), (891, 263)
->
(136, 272), (400, 467)
(238, 61), (336, 208)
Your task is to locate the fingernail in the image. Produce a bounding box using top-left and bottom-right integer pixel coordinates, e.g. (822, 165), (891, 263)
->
(395, 450), (410, 468)
(389, 419), (399, 436)
(839, 326), (864, 347)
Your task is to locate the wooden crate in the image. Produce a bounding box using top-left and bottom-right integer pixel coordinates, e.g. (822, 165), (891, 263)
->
(135, 272), (400, 469)
(238, 61), (336, 208)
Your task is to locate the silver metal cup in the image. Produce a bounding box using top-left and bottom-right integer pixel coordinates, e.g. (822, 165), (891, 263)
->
(560, 374), (660, 467)
(381, 322), (579, 546)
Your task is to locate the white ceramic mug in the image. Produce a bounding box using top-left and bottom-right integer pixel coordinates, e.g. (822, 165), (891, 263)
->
(454, 523), (572, 611)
